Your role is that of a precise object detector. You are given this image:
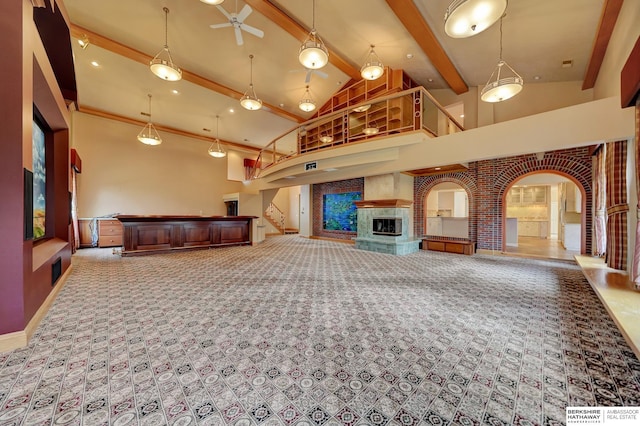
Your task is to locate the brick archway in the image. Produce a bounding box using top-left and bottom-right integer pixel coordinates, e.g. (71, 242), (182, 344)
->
(414, 172), (478, 242)
(494, 154), (592, 254)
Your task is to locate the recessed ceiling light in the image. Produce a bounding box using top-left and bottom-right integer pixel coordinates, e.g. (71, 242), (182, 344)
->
(229, 108), (235, 113)
(562, 60), (573, 68)
(406, 53), (413, 59)
(171, 89), (179, 94)
(533, 75), (541, 80)
(435, 167), (441, 170)
(90, 61), (100, 67)
(460, 114), (464, 118)
(427, 78), (434, 82)
(279, 103), (285, 108)
(200, 0), (225, 4)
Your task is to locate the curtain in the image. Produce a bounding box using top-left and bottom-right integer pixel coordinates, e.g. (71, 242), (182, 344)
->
(593, 145), (607, 256)
(605, 140), (628, 271)
(633, 99), (640, 283)
(71, 170), (79, 252)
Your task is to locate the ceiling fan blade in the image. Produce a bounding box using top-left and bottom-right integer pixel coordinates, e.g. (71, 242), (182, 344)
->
(237, 4), (252, 22)
(313, 70), (329, 79)
(210, 23), (233, 29)
(215, 5), (232, 20)
(240, 24), (264, 39)
(234, 27), (244, 45)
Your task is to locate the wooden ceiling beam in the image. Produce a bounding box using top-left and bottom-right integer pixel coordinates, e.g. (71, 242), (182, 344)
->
(78, 106), (261, 153)
(582, 0), (624, 90)
(385, 0), (468, 95)
(243, 0), (362, 81)
(69, 24), (304, 123)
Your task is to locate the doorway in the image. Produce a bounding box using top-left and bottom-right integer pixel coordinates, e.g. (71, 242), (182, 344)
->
(504, 173), (582, 260)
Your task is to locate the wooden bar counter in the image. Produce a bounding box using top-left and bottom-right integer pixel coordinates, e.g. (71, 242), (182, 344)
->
(116, 215), (256, 256)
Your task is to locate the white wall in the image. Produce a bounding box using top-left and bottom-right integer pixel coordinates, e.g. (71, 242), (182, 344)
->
(71, 112), (246, 218)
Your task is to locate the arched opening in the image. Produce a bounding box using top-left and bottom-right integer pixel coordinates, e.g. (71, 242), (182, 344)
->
(503, 172), (585, 260)
(425, 182), (469, 239)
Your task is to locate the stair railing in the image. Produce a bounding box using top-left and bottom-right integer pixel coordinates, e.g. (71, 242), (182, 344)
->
(265, 202), (286, 234)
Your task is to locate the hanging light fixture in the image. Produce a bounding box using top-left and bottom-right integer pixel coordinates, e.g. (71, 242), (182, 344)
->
(480, 10), (523, 103)
(361, 45), (384, 81)
(208, 115), (226, 158)
(363, 119), (379, 135)
(240, 54), (262, 111)
(298, 85), (316, 112)
(298, 0), (329, 70)
(319, 123), (333, 143)
(150, 7), (182, 81)
(444, 0), (507, 38)
(137, 94), (162, 146)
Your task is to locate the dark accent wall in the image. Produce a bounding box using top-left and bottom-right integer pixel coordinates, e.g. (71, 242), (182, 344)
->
(312, 178), (364, 240)
(414, 147), (593, 254)
(0, 1), (72, 336)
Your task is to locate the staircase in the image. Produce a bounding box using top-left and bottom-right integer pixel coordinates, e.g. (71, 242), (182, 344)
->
(265, 203), (298, 235)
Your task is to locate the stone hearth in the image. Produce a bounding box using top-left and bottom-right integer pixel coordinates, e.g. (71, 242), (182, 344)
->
(353, 199), (420, 255)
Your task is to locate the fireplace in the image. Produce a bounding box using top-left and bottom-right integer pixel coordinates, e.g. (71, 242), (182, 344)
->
(372, 217), (402, 236)
(353, 199), (420, 255)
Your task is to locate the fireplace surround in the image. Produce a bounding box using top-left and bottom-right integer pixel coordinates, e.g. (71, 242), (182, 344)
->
(353, 199), (420, 255)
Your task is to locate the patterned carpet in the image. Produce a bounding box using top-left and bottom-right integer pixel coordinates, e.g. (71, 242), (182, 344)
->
(1, 235), (639, 426)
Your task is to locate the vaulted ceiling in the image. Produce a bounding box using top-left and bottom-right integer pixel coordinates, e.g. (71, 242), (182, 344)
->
(63, 0), (617, 152)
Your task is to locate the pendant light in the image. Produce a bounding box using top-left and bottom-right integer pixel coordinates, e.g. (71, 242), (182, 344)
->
(319, 123), (333, 143)
(361, 45), (384, 81)
(240, 54), (262, 110)
(137, 94), (162, 145)
(480, 9), (523, 103)
(363, 119), (379, 135)
(208, 115), (226, 158)
(298, 85), (316, 112)
(444, 0), (507, 38)
(150, 7), (182, 81)
(298, 0), (328, 70)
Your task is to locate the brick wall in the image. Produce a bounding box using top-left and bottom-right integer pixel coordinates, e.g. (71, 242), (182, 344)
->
(312, 178), (364, 240)
(414, 147), (593, 253)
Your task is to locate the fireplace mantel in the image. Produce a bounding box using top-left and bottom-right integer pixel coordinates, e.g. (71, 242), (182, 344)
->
(354, 199), (413, 208)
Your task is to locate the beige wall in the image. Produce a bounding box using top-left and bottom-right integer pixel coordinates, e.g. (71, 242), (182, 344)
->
(430, 81), (594, 129)
(593, 0), (640, 100)
(71, 112), (246, 218)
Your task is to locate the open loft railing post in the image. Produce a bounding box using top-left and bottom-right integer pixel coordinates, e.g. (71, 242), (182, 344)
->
(244, 86), (464, 179)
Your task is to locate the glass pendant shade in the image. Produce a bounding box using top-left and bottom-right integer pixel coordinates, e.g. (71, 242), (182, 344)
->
(241, 55), (262, 110)
(299, 33), (329, 70)
(137, 123), (162, 145)
(361, 45), (384, 80)
(298, 0), (328, 70)
(480, 13), (523, 103)
(208, 139), (226, 157)
(298, 86), (316, 112)
(137, 94), (162, 145)
(363, 126), (379, 135)
(480, 60), (523, 102)
(150, 7), (182, 81)
(240, 85), (262, 110)
(444, 0), (507, 38)
(319, 135), (333, 143)
(207, 115), (226, 157)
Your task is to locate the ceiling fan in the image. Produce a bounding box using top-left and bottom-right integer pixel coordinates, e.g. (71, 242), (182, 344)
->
(209, 0), (264, 46)
(291, 67), (329, 83)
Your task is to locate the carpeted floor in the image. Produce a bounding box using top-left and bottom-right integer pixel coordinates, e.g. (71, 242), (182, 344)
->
(1, 235), (638, 426)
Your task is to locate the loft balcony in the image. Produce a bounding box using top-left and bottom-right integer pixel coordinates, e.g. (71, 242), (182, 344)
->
(247, 86), (464, 183)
